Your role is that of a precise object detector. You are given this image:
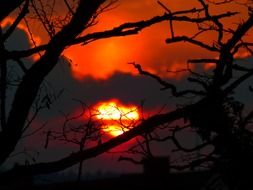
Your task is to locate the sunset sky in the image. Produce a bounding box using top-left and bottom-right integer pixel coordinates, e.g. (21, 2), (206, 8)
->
(3, 0), (253, 177)
(3, 0), (250, 80)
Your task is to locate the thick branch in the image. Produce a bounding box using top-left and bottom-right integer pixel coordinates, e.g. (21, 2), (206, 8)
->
(227, 14), (253, 52)
(188, 58), (218, 64)
(1, 106), (190, 177)
(7, 10), (237, 59)
(233, 42), (253, 55)
(0, 0), (107, 166)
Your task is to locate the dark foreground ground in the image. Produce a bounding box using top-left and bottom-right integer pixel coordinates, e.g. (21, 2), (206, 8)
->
(0, 170), (212, 190)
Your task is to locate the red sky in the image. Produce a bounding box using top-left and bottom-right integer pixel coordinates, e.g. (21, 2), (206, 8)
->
(62, 0), (249, 80)
(3, 0), (253, 174)
(4, 0), (250, 80)
(63, 0), (205, 80)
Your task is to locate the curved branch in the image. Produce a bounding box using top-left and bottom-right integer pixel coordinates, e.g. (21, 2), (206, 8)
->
(233, 42), (253, 55)
(130, 62), (206, 97)
(1, 105), (190, 178)
(7, 10), (237, 59)
(188, 58), (218, 64)
(227, 14), (253, 51)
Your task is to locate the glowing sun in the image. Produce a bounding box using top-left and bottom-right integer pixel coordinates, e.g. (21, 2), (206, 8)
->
(95, 100), (140, 137)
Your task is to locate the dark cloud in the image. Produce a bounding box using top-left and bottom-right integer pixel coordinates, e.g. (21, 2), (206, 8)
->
(232, 57), (253, 106)
(41, 56), (203, 121)
(4, 24), (31, 51)
(43, 59), (170, 116)
(4, 24), (33, 116)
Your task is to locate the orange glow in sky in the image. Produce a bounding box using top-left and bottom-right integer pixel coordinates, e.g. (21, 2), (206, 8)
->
(62, 0), (251, 81)
(62, 1), (170, 80)
(4, 1), (252, 81)
(63, 37), (140, 80)
(95, 100), (140, 137)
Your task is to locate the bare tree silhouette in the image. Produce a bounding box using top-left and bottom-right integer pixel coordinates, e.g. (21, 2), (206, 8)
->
(1, 0), (253, 189)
